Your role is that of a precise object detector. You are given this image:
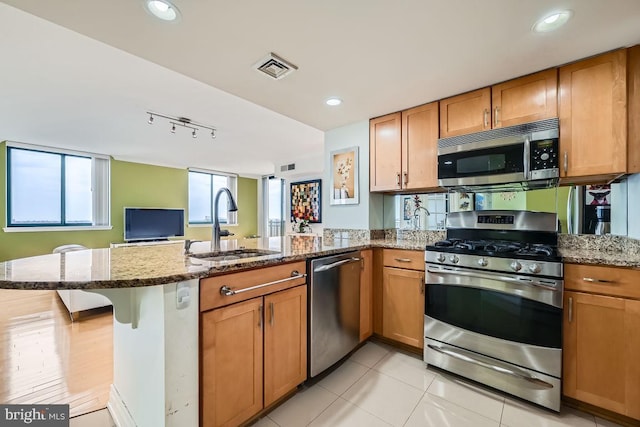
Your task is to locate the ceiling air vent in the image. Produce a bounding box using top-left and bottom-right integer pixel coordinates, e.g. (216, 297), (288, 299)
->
(254, 53), (298, 80)
(280, 163), (296, 172)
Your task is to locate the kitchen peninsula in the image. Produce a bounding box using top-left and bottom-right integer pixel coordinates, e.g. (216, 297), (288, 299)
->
(0, 236), (420, 427)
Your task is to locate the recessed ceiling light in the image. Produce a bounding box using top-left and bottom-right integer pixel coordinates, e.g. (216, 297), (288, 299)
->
(532, 10), (572, 33)
(326, 97), (342, 106)
(145, 0), (180, 21)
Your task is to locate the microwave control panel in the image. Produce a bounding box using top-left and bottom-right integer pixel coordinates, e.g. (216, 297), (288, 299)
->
(530, 139), (559, 179)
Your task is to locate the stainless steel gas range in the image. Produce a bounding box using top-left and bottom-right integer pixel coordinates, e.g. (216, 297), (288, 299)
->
(424, 210), (563, 411)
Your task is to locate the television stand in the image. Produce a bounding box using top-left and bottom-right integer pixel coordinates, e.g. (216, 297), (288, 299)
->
(110, 239), (182, 248)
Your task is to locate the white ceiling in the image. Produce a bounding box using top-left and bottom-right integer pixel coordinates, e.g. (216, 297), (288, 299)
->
(1, 1), (640, 176)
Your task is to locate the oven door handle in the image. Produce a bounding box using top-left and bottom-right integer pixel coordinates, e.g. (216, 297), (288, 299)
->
(426, 267), (558, 290)
(427, 344), (553, 389)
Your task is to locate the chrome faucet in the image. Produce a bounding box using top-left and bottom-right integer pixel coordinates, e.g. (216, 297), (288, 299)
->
(212, 187), (238, 251)
(184, 239), (201, 255)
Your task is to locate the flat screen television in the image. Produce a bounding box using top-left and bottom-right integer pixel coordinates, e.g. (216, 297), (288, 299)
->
(124, 207), (185, 242)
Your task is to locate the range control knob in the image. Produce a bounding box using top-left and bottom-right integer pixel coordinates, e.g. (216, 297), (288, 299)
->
(528, 263), (542, 274)
(510, 261), (522, 272)
(436, 254), (446, 263)
(449, 255), (459, 264)
(477, 257), (488, 267)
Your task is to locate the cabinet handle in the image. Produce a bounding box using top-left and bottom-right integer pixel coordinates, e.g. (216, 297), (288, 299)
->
(219, 271), (307, 296)
(568, 297), (573, 323)
(269, 302), (274, 326)
(582, 277), (616, 284)
(563, 152), (568, 174)
(394, 258), (412, 263)
(420, 282), (424, 294)
(403, 171), (408, 186)
(258, 304), (263, 329)
(483, 109), (489, 128)
(396, 173), (401, 187)
(494, 106), (500, 126)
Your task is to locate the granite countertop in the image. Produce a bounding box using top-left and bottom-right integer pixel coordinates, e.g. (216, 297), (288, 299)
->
(0, 236), (424, 290)
(3, 235), (639, 290)
(558, 234), (640, 269)
(559, 248), (640, 268)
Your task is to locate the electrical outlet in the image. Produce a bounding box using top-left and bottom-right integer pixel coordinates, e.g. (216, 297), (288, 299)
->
(176, 282), (191, 309)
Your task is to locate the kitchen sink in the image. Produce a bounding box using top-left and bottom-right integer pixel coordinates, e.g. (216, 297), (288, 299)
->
(189, 249), (280, 262)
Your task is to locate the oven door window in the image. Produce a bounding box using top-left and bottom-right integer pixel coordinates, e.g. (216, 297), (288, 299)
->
(426, 284), (561, 348)
(438, 143), (524, 179)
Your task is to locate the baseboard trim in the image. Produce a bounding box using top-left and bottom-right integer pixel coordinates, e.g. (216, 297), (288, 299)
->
(107, 384), (136, 427)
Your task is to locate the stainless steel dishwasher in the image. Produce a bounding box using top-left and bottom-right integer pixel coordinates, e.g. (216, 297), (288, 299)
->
(308, 251), (361, 378)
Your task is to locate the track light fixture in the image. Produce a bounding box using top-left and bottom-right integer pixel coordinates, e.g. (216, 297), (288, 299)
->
(146, 111), (217, 139)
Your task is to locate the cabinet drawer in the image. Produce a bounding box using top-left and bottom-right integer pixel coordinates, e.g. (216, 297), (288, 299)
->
(565, 264), (640, 300)
(200, 261), (307, 311)
(383, 249), (424, 271)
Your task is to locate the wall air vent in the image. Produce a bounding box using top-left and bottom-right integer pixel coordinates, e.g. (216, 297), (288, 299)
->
(254, 53), (298, 80)
(280, 163), (296, 172)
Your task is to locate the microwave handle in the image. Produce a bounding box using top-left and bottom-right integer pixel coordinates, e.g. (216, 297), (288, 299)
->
(523, 137), (530, 179)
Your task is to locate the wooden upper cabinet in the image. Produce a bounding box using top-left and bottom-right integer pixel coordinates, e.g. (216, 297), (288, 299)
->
(440, 88), (491, 138)
(440, 69), (558, 138)
(492, 68), (557, 128)
(402, 102), (439, 190)
(370, 112), (402, 191)
(559, 49), (628, 181)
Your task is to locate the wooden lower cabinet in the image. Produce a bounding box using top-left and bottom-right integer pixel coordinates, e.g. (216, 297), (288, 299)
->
(382, 266), (425, 348)
(201, 297), (263, 427)
(563, 290), (640, 420)
(360, 249), (373, 342)
(201, 285), (307, 427)
(264, 286), (307, 407)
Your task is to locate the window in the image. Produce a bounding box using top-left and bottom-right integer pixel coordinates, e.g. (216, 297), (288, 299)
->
(6, 143), (110, 229)
(188, 169), (238, 225)
(261, 176), (284, 237)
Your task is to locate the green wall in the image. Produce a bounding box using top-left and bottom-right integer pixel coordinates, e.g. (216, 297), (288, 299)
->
(0, 143), (257, 261)
(526, 186), (570, 233)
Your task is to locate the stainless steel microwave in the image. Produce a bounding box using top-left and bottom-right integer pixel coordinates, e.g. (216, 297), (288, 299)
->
(437, 118), (559, 189)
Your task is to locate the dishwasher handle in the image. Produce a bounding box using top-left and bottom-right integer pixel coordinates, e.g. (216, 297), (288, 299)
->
(313, 257), (361, 272)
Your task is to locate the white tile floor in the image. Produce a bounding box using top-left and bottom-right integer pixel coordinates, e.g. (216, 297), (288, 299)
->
(71, 341), (625, 427)
(255, 342), (624, 427)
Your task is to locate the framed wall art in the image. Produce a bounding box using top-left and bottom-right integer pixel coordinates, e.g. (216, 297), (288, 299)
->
(449, 192), (474, 212)
(290, 179), (322, 223)
(403, 197), (413, 220)
(330, 146), (359, 205)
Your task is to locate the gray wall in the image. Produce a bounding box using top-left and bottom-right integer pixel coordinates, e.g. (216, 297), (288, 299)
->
(323, 120), (383, 230)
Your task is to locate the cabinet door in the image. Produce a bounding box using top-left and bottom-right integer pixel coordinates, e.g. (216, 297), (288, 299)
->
(359, 249), (373, 342)
(439, 88), (491, 138)
(402, 102), (439, 190)
(559, 49), (627, 180)
(563, 291), (640, 418)
(492, 68), (557, 128)
(264, 286), (307, 407)
(202, 298), (263, 427)
(370, 112), (402, 191)
(382, 266), (425, 348)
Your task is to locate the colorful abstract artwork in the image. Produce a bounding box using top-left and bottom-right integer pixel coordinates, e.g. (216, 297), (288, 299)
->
(290, 179), (322, 223)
